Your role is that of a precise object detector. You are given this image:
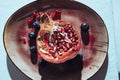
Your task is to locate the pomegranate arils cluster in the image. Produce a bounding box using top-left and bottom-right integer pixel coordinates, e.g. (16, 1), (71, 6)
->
(49, 23), (79, 54)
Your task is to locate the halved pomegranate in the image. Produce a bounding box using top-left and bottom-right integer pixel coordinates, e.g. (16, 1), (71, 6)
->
(35, 11), (81, 63)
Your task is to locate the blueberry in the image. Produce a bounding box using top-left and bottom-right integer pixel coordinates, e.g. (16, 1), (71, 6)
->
(81, 23), (89, 31)
(30, 45), (36, 53)
(38, 60), (46, 68)
(33, 21), (40, 30)
(30, 52), (38, 65)
(29, 32), (36, 39)
(76, 54), (83, 60)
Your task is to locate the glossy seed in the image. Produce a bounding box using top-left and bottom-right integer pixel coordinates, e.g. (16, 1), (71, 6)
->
(52, 9), (61, 20)
(49, 49), (55, 54)
(27, 18), (34, 28)
(33, 11), (39, 19)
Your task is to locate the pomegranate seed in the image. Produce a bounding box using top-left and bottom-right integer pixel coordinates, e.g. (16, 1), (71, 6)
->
(48, 42), (54, 47)
(57, 28), (62, 32)
(56, 46), (60, 51)
(59, 48), (63, 52)
(64, 25), (69, 32)
(54, 40), (58, 45)
(68, 32), (73, 38)
(73, 41), (78, 45)
(52, 34), (57, 40)
(67, 24), (72, 28)
(27, 18), (34, 28)
(72, 45), (78, 51)
(61, 28), (65, 32)
(63, 46), (68, 52)
(33, 11), (39, 19)
(60, 39), (64, 42)
(56, 32), (60, 36)
(71, 37), (75, 42)
(65, 43), (70, 49)
(62, 41), (67, 45)
(49, 49), (55, 54)
(74, 35), (78, 40)
(69, 43), (73, 48)
(52, 9), (61, 20)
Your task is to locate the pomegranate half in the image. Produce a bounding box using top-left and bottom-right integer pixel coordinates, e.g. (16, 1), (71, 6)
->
(35, 11), (81, 63)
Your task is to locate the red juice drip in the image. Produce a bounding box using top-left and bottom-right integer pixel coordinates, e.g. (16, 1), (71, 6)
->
(82, 34), (96, 68)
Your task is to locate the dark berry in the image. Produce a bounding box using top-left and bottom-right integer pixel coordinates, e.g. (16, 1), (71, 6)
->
(33, 21), (40, 30)
(30, 45), (36, 53)
(30, 52), (38, 65)
(29, 32), (36, 39)
(76, 54), (83, 60)
(81, 23), (89, 31)
(81, 23), (90, 45)
(38, 60), (46, 68)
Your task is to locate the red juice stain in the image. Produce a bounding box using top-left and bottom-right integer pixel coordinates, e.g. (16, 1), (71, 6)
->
(89, 34), (95, 47)
(82, 34), (97, 68)
(22, 38), (27, 44)
(83, 57), (93, 67)
(17, 30), (29, 45)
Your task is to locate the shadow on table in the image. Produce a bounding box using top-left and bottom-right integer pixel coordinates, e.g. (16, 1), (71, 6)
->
(7, 54), (108, 80)
(38, 55), (83, 80)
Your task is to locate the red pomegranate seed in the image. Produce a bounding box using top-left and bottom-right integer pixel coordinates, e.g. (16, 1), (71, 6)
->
(57, 28), (62, 32)
(74, 35), (78, 40)
(71, 37), (76, 42)
(69, 43), (73, 48)
(60, 39), (64, 42)
(65, 43), (70, 49)
(67, 24), (72, 28)
(54, 40), (58, 45)
(63, 46), (68, 52)
(52, 9), (61, 20)
(59, 48), (64, 52)
(27, 18), (34, 28)
(49, 49), (55, 54)
(73, 40), (78, 45)
(33, 11), (39, 19)
(68, 32), (73, 38)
